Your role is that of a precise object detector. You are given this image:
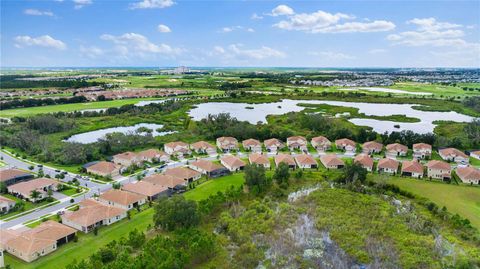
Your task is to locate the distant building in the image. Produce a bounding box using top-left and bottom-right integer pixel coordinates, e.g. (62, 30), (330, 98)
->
(220, 155), (245, 172)
(84, 161), (121, 178)
(335, 138), (356, 154)
(401, 160), (424, 178)
(426, 160), (451, 180)
(439, 148), (469, 164)
(0, 169), (34, 186)
(287, 136), (308, 152)
(377, 158), (399, 174)
(189, 159), (230, 178)
(0, 195), (16, 213)
(295, 154), (318, 169)
(311, 136), (331, 152)
(456, 166), (480, 185)
(386, 143), (408, 159)
(248, 153), (270, 169)
(362, 141), (383, 155)
(321, 154), (345, 169)
(274, 154), (296, 169)
(8, 178), (59, 202)
(412, 143), (432, 159)
(264, 138), (284, 153)
(354, 154), (373, 171)
(242, 139), (262, 152)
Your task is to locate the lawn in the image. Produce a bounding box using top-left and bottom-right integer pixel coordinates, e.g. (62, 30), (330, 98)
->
(380, 176), (480, 230)
(4, 207), (155, 269)
(184, 173), (245, 201)
(0, 194), (53, 220)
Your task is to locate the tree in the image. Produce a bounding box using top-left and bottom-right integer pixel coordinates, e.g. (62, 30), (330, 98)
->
(112, 182), (121, 189)
(30, 189), (41, 202)
(273, 162), (290, 188)
(338, 162), (368, 184)
(47, 188), (54, 201)
(0, 182), (7, 193)
(244, 163), (270, 195)
(154, 195), (199, 231)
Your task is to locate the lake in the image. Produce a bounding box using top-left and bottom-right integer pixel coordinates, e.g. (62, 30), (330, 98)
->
(188, 99), (474, 134)
(340, 87), (432, 95)
(65, 123), (174, 144)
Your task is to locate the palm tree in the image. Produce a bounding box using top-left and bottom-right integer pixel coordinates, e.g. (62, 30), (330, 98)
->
(30, 190), (41, 202)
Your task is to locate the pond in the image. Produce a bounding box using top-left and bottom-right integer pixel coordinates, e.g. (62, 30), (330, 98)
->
(65, 123), (174, 144)
(340, 87), (432, 95)
(188, 99), (474, 134)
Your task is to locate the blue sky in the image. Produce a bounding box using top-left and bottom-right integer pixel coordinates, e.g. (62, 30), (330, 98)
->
(1, 0), (479, 67)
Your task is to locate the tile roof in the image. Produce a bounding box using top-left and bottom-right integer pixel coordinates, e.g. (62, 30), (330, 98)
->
(413, 143), (432, 151)
(99, 189), (146, 206)
(164, 167), (201, 180)
(274, 154), (296, 166)
(191, 141), (216, 150)
(122, 181), (168, 197)
(378, 158), (399, 170)
(426, 160), (451, 170)
(8, 178), (58, 196)
(354, 154), (373, 168)
(401, 160), (424, 174)
(0, 195), (15, 204)
(190, 159), (224, 172)
(264, 138), (284, 147)
(242, 138), (261, 147)
(362, 141), (383, 151)
(143, 173), (185, 188)
(62, 199), (126, 227)
(439, 148), (468, 159)
(220, 155), (246, 168)
(0, 169), (31, 183)
(456, 166), (480, 181)
(321, 154), (345, 167)
(295, 154), (318, 165)
(311, 136), (331, 145)
(335, 138), (356, 147)
(249, 153), (270, 165)
(86, 161), (120, 174)
(386, 143), (408, 152)
(113, 151), (138, 161)
(137, 149), (167, 159)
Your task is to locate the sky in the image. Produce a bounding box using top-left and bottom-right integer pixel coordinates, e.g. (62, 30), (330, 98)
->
(1, 0), (479, 68)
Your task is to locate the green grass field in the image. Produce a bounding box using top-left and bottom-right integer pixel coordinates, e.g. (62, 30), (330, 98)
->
(184, 173), (245, 201)
(0, 195), (53, 220)
(382, 177), (480, 230)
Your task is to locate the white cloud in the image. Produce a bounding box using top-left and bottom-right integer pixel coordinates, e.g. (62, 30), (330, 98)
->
(130, 0), (175, 9)
(213, 44), (286, 60)
(73, 0), (92, 9)
(309, 51), (355, 60)
(251, 13), (263, 20)
(100, 33), (181, 57)
(157, 24), (171, 33)
(79, 45), (104, 59)
(368, 48), (387, 54)
(247, 28), (255, 33)
(270, 5), (294, 16)
(271, 5), (395, 33)
(219, 26), (254, 33)
(14, 35), (67, 50)
(387, 18), (471, 47)
(24, 9), (54, 16)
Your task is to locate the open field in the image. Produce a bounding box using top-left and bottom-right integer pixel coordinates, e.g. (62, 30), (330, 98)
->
(380, 176), (480, 229)
(184, 173), (245, 201)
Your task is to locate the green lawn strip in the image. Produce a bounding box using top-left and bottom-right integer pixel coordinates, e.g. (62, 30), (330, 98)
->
(184, 173), (245, 201)
(469, 157), (480, 168)
(4, 208), (155, 269)
(0, 195), (57, 220)
(377, 176), (480, 230)
(24, 214), (61, 228)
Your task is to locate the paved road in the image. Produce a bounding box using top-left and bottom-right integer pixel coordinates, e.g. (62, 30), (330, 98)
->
(0, 149), (359, 229)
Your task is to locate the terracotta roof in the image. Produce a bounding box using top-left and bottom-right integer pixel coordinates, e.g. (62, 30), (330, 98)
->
(113, 151), (137, 161)
(264, 138), (283, 147)
(386, 143), (408, 152)
(471, 150), (480, 156)
(8, 178), (58, 196)
(99, 189), (146, 206)
(86, 161), (120, 174)
(413, 143), (432, 151)
(354, 154), (373, 168)
(287, 136), (307, 142)
(426, 160), (451, 171)
(439, 148), (468, 159)
(122, 181), (168, 197)
(295, 154), (317, 166)
(335, 138), (356, 147)
(242, 138), (261, 147)
(456, 166), (480, 181)
(220, 155), (245, 168)
(311, 136), (331, 145)
(216, 137), (238, 148)
(137, 149), (167, 159)
(362, 141), (383, 151)
(143, 173), (185, 188)
(401, 160), (424, 174)
(62, 199), (126, 227)
(321, 154), (345, 167)
(0, 195), (15, 204)
(190, 159), (224, 172)
(275, 154), (296, 166)
(6, 221), (76, 256)
(378, 158), (399, 170)
(191, 141), (216, 150)
(0, 229), (19, 249)
(164, 167), (201, 180)
(0, 169), (31, 183)
(165, 141), (189, 149)
(249, 153), (270, 165)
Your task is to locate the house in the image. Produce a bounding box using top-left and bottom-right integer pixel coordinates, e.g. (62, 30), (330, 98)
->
(242, 139), (262, 152)
(164, 142), (191, 158)
(112, 152), (140, 167)
(248, 153), (270, 168)
(362, 141), (383, 154)
(98, 189), (147, 210)
(216, 137), (239, 152)
(321, 154), (345, 169)
(0, 169), (34, 186)
(470, 150), (480, 160)
(354, 154), (373, 171)
(335, 138), (356, 154)
(122, 181), (169, 201)
(61, 199), (127, 233)
(401, 160), (424, 178)
(274, 154), (296, 169)
(386, 143), (408, 158)
(412, 143), (432, 159)
(456, 166), (480, 185)
(377, 158), (399, 174)
(84, 161), (121, 178)
(286, 136), (308, 151)
(439, 148), (469, 164)
(0, 195), (16, 213)
(190, 141), (217, 155)
(143, 173), (186, 189)
(295, 154), (318, 169)
(137, 149), (170, 163)
(220, 155), (246, 172)
(426, 160), (451, 180)
(189, 159), (230, 178)
(164, 167), (202, 182)
(8, 178), (59, 202)
(311, 136), (331, 152)
(1, 221), (76, 262)
(264, 138), (284, 153)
